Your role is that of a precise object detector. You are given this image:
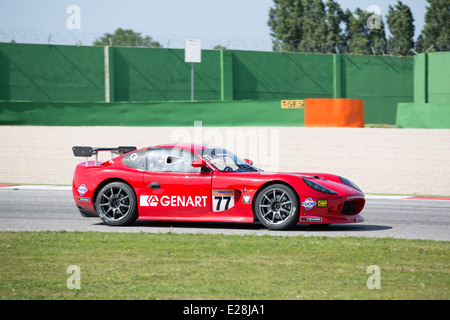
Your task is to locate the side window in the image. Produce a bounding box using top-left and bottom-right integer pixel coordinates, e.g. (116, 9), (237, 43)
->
(122, 149), (146, 170)
(146, 148), (201, 173)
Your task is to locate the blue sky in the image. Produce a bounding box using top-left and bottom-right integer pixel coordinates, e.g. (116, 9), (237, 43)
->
(0, 0), (428, 50)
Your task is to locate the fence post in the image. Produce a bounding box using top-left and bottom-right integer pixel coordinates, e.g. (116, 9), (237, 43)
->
(414, 53), (428, 103)
(333, 54), (342, 99)
(104, 46), (115, 102)
(220, 50), (234, 101)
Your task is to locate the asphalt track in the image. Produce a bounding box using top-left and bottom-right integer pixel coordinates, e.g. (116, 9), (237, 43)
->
(0, 188), (449, 241)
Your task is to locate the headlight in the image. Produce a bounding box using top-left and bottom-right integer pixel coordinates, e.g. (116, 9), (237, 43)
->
(302, 178), (337, 194)
(339, 176), (362, 192)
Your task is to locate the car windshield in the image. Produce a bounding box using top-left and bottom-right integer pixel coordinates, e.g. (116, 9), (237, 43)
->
(199, 147), (260, 172)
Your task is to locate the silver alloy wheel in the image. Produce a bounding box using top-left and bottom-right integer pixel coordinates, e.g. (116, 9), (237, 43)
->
(258, 187), (294, 225)
(96, 182), (135, 225)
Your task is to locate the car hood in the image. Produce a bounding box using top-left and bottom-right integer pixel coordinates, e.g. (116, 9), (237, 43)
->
(252, 171), (364, 197)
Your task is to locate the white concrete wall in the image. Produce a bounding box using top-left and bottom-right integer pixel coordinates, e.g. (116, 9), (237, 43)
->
(1, 126), (449, 195)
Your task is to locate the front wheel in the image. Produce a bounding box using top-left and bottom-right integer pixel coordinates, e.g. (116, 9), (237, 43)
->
(254, 184), (299, 230)
(95, 182), (137, 226)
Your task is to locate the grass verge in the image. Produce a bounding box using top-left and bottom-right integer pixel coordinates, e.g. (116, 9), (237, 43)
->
(0, 231), (448, 300)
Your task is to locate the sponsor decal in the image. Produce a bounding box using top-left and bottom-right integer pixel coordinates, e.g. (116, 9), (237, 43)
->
(140, 195), (207, 207)
(301, 217), (322, 222)
(147, 195), (159, 207)
(213, 190), (235, 212)
(76, 196), (90, 203)
(281, 100), (304, 109)
(243, 196), (251, 204)
(317, 200), (328, 208)
(77, 184), (88, 196)
(301, 197), (316, 210)
(213, 190), (233, 196)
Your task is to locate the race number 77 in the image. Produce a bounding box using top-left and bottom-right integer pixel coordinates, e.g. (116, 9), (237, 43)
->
(214, 196), (232, 212)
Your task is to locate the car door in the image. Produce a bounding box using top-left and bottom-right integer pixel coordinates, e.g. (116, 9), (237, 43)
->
(140, 147), (212, 219)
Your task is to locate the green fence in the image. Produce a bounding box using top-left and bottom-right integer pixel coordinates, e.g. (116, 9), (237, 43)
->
(0, 43), (105, 101)
(112, 47), (222, 102)
(232, 51), (334, 100)
(340, 55), (414, 125)
(396, 52), (450, 128)
(0, 43), (416, 125)
(414, 52), (450, 104)
(397, 102), (450, 129)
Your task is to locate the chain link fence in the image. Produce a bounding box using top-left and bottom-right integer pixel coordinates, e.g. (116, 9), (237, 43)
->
(1, 28), (448, 55)
(0, 28), (274, 51)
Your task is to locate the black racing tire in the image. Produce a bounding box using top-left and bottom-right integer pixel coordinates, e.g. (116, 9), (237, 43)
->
(95, 182), (137, 226)
(254, 184), (299, 230)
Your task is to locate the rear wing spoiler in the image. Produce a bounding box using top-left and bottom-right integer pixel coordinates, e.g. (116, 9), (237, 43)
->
(72, 146), (137, 166)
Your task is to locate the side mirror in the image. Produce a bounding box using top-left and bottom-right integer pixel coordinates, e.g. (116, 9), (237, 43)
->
(191, 159), (207, 168)
(244, 159), (253, 165)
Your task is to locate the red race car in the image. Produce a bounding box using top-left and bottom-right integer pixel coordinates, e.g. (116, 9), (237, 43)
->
(72, 144), (365, 230)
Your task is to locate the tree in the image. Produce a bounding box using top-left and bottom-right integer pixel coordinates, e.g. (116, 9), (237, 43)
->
(213, 45), (228, 50)
(386, 1), (415, 56)
(324, 0), (347, 53)
(267, 0), (346, 53)
(267, 0), (393, 55)
(268, 0), (306, 52)
(298, 0), (328, 52)
(345, 7), (386, 55)
(93, 28), (162, 48)
(416, 0), (450, 52)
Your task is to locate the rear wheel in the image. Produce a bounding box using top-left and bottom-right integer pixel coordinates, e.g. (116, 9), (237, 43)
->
(254, 184), (299, 230)
(95, 182), (137, 226)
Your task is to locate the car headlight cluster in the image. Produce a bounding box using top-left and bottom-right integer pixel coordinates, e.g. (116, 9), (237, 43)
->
(339, 176), (362, 192)
(302, 177), (337, 194)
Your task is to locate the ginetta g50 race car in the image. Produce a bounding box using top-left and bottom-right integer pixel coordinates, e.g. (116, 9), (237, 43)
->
(72, 144), (365, 230)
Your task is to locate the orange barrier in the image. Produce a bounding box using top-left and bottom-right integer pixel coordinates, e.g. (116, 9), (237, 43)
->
(304, 98), (364, 127)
